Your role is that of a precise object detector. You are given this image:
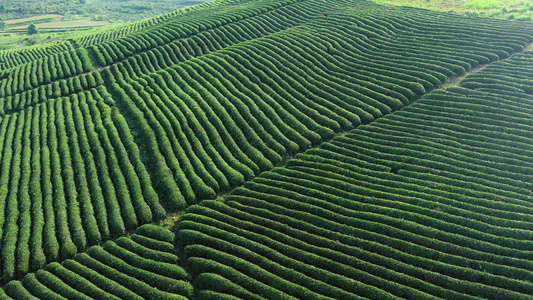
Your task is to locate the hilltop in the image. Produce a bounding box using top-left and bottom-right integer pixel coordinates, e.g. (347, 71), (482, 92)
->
(0, 0), (533, 298)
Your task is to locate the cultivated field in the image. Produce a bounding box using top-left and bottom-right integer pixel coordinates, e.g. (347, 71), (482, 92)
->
(0, 0), (532, 298)
(7, 17), (111, 33)
(3, 15), (61, 26)
(370, 0), (533, 20)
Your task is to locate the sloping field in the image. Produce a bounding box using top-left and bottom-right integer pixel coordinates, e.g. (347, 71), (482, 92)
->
(0, 43), (74, 70)
(0, 0), (532, 298)
(3, 225), (193, 299)
(179, 52), (533, 299)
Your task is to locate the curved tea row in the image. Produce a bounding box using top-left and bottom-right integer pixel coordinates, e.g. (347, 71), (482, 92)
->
(0, 0), (533, 295)
(0, 42), (74, 70)
(0, 87), (162, 282)
(2, 225), (191, 300)
(108, 3), (531, 212)
(180, 59), (533, 299)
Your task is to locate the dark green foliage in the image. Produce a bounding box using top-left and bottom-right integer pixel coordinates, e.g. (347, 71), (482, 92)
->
(2, 0), (533, 297)
(35, 269), (92, 300)
(0, 88), (164, 283)
(196, 273), (263, 300)
(104, 239), (188, 280)
(45, 262), (120, 300)
(115, 237), (179, 264)
(130, 234), (175, 253)
(27, 24), (39, 35)
(63, 258), (142, 300)
(0, 288), (13, 300)
(21, 273), (65, 300)
(88, 244), (193, 297)
(111, 82), (187, 210)
(135, 224), (175, 244)
(3, 281), (36, 300)
(180, 50), (533, 299)
(197, 290), (242, 300)
(5, 225), (191, 299)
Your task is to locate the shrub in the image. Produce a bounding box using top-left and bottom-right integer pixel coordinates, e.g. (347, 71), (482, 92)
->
(135, 224), (175, 244)
(27, 24), (39, 35)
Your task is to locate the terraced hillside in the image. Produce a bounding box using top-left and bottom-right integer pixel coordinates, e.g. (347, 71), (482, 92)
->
(0, 0), (533, 298)
(4, 225), (193, 299)
(179, 52), (533, 299)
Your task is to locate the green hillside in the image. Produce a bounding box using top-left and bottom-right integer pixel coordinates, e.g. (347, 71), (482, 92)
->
(0, 0), (532, 298)
(370, 0), (533, 21)
(0, 0), (208, 22)
(4, 225), (193, 299)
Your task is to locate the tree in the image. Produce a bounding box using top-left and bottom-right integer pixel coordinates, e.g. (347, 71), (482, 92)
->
(27, 24), (39, 35)
(0, 22), (5, 31)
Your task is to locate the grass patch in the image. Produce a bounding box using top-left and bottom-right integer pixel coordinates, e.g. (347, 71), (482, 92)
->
(158, 212), (183, 232)
(370, 0), (533, 21)
(464, 0), (503, 10)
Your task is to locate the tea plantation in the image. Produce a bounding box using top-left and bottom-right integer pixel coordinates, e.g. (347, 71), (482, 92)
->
(0, 0), (532, 298)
